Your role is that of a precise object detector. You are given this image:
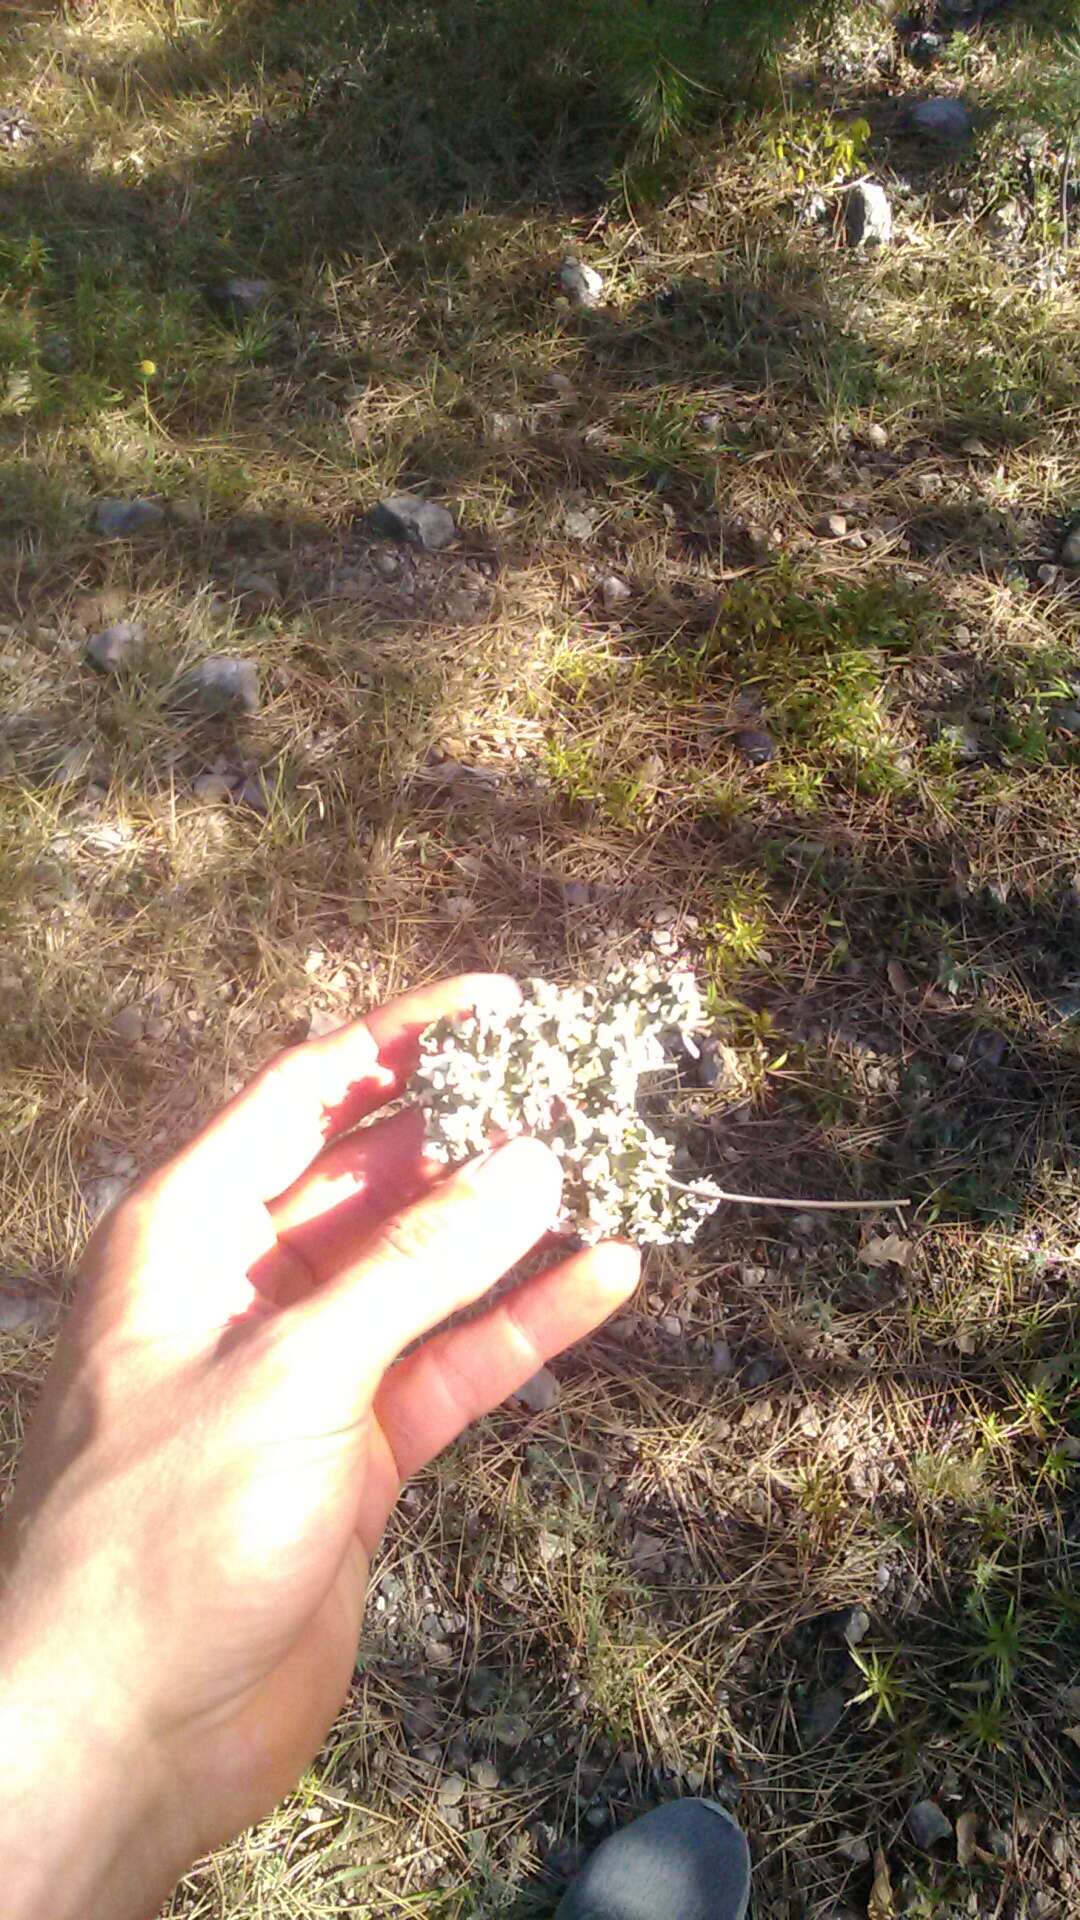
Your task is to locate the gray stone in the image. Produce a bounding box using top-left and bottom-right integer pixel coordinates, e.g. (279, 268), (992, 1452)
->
(907, 1799), (953, 1849)
(836, 1833), (871, 1866)
(370, 493), (457, 552)
(192, 772), (235, 803)
(213, 277), (272, 318)
(800, 1686), (846, 1750)
(492, 1710), (530, 1748)
(845, 182), (893, 248)
(1050, 704), (1080, 734)
(110, 1004), (145, 1044)
(86, 621), (144, 673)
(94, 498), (165, 538)
(734, 727), (776, 765)
(234, 570), (280, 609)
(841, 1605), (871, 1646)
(83, 1173), (130, 1223)
(601, 573), (632, 612)
(1060, 524), (1080, 569)
(470, 1760), (500, 1791)
(180, 654), (260, 716)
(907, 98), (973, 145)
(235, 772), (271, 813)
(816, 512), (848, 539)
(0, 1290), (55, 1334)
(560, 257), (604, 309)
(513, 1366), (559, 1413)
(444, 588), (480, 622)
(563, 504), (596, 541)
(711, 1339), (734, 1378)
(437, 1772), (466, 1809)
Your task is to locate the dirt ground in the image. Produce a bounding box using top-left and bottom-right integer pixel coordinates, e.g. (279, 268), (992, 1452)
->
(1, 1), (1078, 1914)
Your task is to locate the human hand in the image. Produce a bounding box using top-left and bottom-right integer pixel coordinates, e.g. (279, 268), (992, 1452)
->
(0, 975), (640, 1920)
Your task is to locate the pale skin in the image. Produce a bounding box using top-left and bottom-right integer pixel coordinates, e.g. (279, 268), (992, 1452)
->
(0, 974), (641, 1920)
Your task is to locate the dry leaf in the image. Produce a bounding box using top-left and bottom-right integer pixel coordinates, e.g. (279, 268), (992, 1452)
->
(886, 959), (910, 998)
(957, 1810), (978, 1867)
(860, 1233), (913, 1271)
(868, 1847), (895, 1920)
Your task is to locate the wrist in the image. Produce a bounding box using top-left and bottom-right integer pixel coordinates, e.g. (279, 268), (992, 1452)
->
(0, 1639), (189, 1920)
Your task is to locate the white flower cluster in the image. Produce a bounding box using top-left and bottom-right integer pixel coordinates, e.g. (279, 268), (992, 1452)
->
(413, 964), (724, 1245)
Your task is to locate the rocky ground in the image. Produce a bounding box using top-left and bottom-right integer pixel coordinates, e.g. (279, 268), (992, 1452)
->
(1, 1), (1079, 1915)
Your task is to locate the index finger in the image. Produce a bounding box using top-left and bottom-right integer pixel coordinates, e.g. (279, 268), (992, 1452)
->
(173, 973), (521, 1206)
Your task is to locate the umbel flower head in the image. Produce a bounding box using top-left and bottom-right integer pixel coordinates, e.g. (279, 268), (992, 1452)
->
(414, 963), (723, 1245)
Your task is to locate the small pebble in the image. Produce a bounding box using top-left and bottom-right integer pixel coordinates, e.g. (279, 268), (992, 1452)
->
(492, 1711), (530, 1748)
(470, 1760), (500, 1791)
(560, 258), (605, 309)
(733, 727), (776, 766)
(906, 97), (974, 145)
(178, 654), (260, 716)
(235, 570), (280, 609)
(95, 498), (165, 539)
(844, 181), (892, 249)
(513, 1366), (559, 1413)
(816, 512), (848, 539)
(842, 1606), (871, 1646)
(864, 422), (889, 450)
(212, 276), (272, 317)
(0, 1291), (55, 1335)
(563, 505), (596, 542)
(712, 1339), (734, 1378)
(192, 772), (235, 804)
(110, 1004), (145, 1045)
(86, 621), (144, 673)
(235, 773), (271, 813)
(907, 1799), (953, 1849)
(371, 493), (457, 553)
(601, 573), (632, 612)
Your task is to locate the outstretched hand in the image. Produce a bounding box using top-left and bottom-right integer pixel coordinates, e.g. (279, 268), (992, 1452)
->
(0, 975), (640, 1920)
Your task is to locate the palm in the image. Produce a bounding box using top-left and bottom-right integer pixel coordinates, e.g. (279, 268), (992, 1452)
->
(5, 976), (638, 1865)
